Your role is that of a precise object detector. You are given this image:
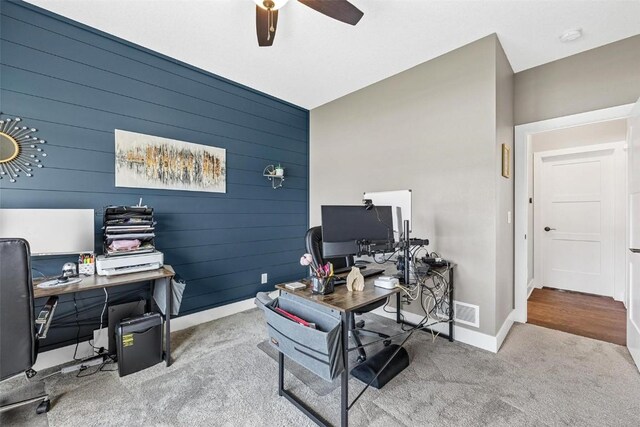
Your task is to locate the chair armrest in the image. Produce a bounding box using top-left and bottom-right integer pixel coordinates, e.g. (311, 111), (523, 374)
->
(36, 296), (58, 340)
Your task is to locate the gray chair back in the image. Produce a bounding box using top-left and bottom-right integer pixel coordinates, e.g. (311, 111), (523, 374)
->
(0, 238), (36, 381)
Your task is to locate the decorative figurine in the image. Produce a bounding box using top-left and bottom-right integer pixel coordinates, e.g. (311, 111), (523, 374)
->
(346, 266), (365, 292)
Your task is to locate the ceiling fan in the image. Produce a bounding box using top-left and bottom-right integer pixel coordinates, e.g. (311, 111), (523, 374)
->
(253, 0), (364, 47)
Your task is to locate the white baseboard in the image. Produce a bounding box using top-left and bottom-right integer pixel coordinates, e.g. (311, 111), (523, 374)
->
(527, 279), (537, 298)
(33, 292), (277, 372)
(371, 307), (516, 353)
(170, 292), (277, 332)
(495, 309), (516, 351)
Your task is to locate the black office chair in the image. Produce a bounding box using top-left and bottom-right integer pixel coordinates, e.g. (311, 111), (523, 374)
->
(0, 238), (58, 415)
(305, 227), (390, 362)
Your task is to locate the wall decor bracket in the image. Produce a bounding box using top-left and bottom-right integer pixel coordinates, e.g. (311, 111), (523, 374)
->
(263, 164), (285, 189)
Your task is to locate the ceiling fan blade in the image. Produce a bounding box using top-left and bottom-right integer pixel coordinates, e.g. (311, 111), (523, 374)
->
(297, 0), (363, 25)
(256, 6), (279, 47)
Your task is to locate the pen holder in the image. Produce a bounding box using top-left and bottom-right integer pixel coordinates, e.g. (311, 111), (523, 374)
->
(311, 276), (335, 295)
(78, 253), (95, 275)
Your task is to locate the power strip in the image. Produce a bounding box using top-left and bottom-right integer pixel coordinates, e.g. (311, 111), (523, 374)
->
(60, 355), (106, 374)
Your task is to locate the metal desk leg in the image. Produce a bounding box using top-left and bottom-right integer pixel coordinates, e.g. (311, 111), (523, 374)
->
(161, 277), (172, 366)
(448, 268), (454, 342)
(278, 352), (284, 396)
(396, 292), (401, 324)
(341, 311), (349, 427)
(278, 350), (331, 426)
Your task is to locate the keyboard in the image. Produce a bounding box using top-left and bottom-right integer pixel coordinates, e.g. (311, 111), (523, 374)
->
(333, 265), (366, 275)
(362, 268), (385, 278)
(334, 268), (385, 286)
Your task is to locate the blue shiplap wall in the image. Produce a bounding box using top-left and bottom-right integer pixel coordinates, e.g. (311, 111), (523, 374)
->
(0, 0), (308, 351)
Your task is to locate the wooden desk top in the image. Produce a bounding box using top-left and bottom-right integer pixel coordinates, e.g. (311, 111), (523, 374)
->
(33, 266), (174, 298)
(275, 275), (399, 313)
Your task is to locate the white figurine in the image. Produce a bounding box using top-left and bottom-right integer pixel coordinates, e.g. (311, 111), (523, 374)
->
(346, 266), (365, 292)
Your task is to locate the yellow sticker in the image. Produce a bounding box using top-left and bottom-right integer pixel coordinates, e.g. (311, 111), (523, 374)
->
(122, 333), (134, 347)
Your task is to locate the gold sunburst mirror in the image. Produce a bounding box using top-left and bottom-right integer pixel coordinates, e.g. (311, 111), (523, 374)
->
(0, 115), (46, 182)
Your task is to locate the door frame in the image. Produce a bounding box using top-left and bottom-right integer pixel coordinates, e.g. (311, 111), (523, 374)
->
(514, 104), (635, 323)
(533, 142), (625, 298)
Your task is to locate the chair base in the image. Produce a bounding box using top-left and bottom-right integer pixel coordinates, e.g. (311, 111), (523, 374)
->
(350, 314), (392, 363)
(0, 394), (50, 414)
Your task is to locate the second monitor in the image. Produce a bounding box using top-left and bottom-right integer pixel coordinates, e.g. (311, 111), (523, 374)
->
(321, 205), (394, 258)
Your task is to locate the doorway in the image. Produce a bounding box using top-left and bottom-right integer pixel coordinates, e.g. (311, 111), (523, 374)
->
(529, 125), (627, 344)
(514, 104), (635, 323)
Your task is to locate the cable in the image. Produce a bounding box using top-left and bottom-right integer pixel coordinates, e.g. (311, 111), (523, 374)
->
(372, 205), (396, 237)
(51, 290), (146, 323)
(72, 294), (82, 361)
(396, 283), (421, 301)
(88, 288), (109, 354)
(373, 248), (400, 264)
(31, 268), (46, 278)
(76, 355), (117, 378)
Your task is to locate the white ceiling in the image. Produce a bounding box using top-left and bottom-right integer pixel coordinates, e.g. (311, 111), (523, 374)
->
(25, 0), (640, 109)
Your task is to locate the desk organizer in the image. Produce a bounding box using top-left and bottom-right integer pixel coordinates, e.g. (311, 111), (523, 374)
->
(78, 253), (95, 275)
(102, 206), (156, 257)
(255, 292), (343, 382)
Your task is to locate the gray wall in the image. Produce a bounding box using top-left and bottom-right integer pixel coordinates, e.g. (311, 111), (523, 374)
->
(310, 35), (507, 336)
(494, 40), (514, 333)
(532, 119), (627, 153)
(514, 35), (640, 125)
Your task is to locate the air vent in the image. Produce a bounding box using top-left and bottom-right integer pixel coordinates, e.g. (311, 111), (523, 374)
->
(453, 301), (480, 328)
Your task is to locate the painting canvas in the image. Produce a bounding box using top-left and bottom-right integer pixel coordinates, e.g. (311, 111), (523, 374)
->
(115, 130), (226, 193)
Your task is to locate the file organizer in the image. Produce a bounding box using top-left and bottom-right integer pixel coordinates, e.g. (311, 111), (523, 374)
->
(255, 292), (344, 382)
(102, 206), (156, 257)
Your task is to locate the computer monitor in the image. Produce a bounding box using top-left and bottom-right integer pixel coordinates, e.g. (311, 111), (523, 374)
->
(363, 190), (412, 241)
(0, 209), (95, 255)
(321, 205), (394, 258)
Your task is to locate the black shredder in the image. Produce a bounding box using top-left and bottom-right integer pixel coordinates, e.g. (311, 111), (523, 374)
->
(116, 312), (163, 377)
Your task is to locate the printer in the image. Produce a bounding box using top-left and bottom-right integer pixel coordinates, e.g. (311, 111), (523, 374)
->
(96, 251), (164, 276)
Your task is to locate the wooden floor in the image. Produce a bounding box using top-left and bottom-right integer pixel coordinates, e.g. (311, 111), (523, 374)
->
(527, 287), (627, 346)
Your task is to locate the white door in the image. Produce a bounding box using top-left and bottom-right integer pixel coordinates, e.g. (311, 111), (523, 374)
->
(537, 148), (615, 296)
(628, 98), (640, 369)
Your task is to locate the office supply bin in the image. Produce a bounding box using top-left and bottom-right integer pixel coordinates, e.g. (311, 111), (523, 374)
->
(255, 292), (344, 382)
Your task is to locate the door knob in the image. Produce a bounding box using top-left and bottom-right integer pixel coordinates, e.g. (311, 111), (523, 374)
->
(544, 226), (556, 232)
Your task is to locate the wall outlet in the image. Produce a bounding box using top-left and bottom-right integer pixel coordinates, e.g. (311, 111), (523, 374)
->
(261, 273), (268, 284)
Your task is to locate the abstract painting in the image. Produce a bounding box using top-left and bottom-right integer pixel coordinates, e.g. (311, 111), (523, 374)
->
(115, 130), (226, 193)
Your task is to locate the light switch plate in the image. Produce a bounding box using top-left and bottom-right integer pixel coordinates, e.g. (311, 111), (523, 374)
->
(507, 211), (512, 224)
(261, 273), (268, 284)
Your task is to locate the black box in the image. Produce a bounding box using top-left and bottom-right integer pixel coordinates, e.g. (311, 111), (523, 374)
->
(108, 300), (146, 356)
(116, 312), (163, 377)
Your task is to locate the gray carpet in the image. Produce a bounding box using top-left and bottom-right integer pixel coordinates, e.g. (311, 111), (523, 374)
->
(2, 308), (640, 426)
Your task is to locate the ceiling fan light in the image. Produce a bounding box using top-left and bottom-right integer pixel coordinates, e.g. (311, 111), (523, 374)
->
(253, 0), (290, 10)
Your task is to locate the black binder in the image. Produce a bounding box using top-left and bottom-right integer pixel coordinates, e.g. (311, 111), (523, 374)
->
(116, 312), (163, 377)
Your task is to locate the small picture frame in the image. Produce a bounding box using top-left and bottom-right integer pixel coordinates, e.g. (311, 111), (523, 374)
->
(502, 144), (511, 178)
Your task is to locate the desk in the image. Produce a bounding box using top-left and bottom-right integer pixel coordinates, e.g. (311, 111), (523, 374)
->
(275, 278), (399, 427)
(34, 267), (175, 366)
